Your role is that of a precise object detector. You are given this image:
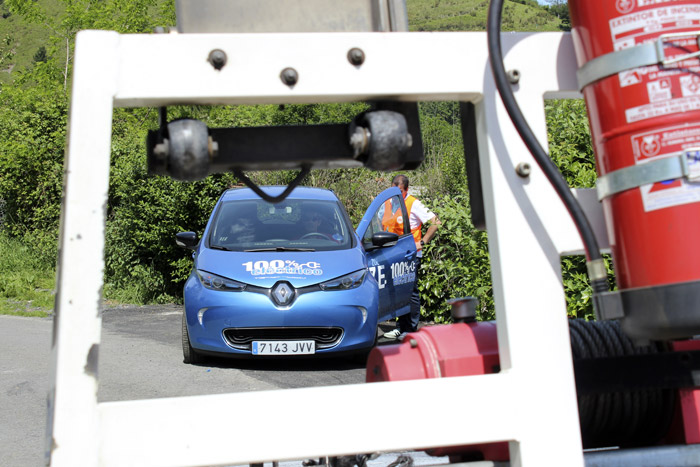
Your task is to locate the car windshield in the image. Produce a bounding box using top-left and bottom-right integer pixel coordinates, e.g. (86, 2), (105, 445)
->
(208, 198), (354, 252)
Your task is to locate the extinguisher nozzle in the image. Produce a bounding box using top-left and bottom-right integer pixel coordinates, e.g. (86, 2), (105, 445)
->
(588, 260), (622, 322)
(590, 277), (609, 294)
(586, 259), (607, 284)
(592, 289), (624, 321)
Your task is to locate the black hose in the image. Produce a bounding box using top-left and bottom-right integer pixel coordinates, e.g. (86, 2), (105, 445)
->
(569, 319), (674, 448)
(486, 0), (609, 295)
(233, 165), (311, 204)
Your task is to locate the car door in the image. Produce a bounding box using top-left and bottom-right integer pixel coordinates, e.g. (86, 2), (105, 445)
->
(356, 186), (418, 322)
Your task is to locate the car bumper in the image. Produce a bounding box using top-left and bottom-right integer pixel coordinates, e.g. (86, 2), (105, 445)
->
(184, 278), (379, 356)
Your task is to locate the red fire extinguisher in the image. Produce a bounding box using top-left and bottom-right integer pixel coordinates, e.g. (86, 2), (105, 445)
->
(569, 1), (700, 340)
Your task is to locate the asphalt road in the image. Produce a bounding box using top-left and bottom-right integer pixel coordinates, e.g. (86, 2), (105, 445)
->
(1, 306), (447, 467)
(98, 304), (369, 402)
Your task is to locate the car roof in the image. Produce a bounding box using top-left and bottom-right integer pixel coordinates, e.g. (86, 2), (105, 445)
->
(220, 186), (340, 202)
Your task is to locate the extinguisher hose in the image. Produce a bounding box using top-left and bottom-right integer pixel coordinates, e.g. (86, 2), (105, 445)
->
(486, 0), (608, 295)
(569, 319), (675, 448)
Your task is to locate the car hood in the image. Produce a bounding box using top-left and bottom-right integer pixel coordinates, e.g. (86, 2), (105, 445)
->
(195, 248), (368, 288)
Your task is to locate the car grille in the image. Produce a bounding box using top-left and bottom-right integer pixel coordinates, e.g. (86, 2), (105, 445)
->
(223, 327), (344, 350)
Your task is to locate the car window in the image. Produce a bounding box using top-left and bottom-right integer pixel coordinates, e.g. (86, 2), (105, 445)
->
(209, 199), (353, 251)
(362, 194), (405, 248)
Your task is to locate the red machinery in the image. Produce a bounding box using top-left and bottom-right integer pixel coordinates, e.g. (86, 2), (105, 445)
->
(367, 315), (700, 463)
(568, 1), (700, 341)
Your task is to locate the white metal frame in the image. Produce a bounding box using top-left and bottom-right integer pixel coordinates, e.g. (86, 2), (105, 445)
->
(49, 30), (607, 467)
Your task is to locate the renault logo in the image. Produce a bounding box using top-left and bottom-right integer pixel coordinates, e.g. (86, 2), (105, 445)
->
(271, 281), (294, 306)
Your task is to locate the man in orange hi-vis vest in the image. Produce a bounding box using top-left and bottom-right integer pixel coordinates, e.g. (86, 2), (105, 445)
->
(382, 174), (441, 340)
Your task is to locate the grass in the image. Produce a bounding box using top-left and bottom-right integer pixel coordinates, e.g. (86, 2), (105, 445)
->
(407, 0), (562, 32)
(0, 233), (55, 317)
(0, 0), (565, 86)
(0, 233), (173, 313)
(0, 2), (53, 85)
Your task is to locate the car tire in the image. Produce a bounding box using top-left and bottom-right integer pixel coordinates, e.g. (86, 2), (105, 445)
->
(349, 326), (379, 365)
(350, 349), (371, 366)
(182, 311), (204, 364)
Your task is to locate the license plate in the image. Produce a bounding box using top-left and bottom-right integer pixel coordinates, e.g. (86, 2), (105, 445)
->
(252, 340), (315, 355)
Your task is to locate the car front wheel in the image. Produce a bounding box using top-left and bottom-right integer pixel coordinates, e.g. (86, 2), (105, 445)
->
(182, 311), (204, 364)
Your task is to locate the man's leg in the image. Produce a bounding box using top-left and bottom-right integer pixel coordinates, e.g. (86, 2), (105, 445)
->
(387, 258), (421, 336)
(397, 312), (411, 334)
(403, 257), (421, 333)
(408, 283), (420, 332)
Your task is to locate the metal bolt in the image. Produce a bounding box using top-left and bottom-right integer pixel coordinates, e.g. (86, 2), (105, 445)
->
(349, 127), (370, 157)
(208, 136), (219, 158)
(516, 162), (531, 178)
(153, 141), (169, 160)
(347, 47), (365, 66)
(507, 69), (521, 84)
(410, 339), (418, 348)
(208, 49), (227, 70)
(280, 67), (298, 86)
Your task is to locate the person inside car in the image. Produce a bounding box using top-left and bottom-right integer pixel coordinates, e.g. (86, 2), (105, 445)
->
(298, 207), (339, 242)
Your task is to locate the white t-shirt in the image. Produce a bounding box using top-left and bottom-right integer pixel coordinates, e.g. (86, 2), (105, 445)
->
(407, 197), (435, 258)
(407, 197), (435, 230)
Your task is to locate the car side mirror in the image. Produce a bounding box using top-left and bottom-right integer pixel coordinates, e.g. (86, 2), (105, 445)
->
(371, 231), (399, 248)
(175, 231), (198, 249)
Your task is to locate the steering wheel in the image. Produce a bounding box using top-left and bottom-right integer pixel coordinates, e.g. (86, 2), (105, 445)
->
(300, 232), (329, 240)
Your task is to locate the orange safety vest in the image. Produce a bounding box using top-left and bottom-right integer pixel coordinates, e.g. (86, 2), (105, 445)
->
(382, 195), (422, 242)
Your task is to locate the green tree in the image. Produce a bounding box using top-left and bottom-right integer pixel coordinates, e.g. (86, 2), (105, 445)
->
(0, 34), (14, 69)
(7, 0), (165, 88)
(544, 0), (570, 31)
(545, 99), (615, 318)
(32, 45), (47, 63)
(0, 81), (67, 260)
(545, 99), (596, 188)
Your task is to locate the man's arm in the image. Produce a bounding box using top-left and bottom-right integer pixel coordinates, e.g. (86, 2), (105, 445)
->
(418, 215), (441, 250)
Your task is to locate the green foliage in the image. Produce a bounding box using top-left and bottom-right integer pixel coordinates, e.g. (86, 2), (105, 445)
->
(417, 102), (468, 198)
(0, 0), (180, 304)
(0, 81), (66, 261)
(543, 1), (571, 31)
(0, 4), (49, 84)
(510, 0), (539, 7)
(546, 99), (596, 188)
(0, 34), (14, 68)
(545, 98), (616, 318)
(560, 254), (616, 319)
(33, 45), (47, 63)
(2, 0), (173, 85)
(417, 194), (492, 322)
(0, 233), (55, 316)
(407, 0), (563, 32)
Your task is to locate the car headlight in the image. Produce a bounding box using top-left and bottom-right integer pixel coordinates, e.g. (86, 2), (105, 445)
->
(319, 269), (366, 291)
(196, 270), (246, 291)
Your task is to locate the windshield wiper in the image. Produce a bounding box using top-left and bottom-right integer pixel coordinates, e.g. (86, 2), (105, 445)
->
(244, 247), (316, 252)
(209, 245), (233, 251)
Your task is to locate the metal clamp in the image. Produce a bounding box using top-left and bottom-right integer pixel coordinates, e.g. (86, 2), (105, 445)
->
(657, 30), (700, 66)
(577, 31), (700, 90)
(596, 147), (700, 200)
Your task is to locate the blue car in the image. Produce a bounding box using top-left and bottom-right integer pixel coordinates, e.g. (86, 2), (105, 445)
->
(176, 185), (418, 362)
